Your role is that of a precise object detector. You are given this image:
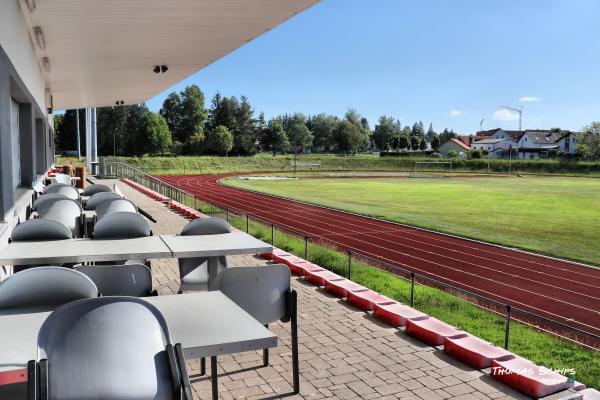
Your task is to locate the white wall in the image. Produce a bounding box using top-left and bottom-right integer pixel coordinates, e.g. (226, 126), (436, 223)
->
(0, 0), (47, 112)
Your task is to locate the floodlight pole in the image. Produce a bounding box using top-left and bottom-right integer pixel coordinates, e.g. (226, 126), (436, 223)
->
(76, 109), (81, 160)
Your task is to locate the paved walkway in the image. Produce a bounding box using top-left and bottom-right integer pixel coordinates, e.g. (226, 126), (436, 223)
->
(107, 180), (526, 400)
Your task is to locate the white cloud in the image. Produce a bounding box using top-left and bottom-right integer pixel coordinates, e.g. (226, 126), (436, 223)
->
(493, 109), (520, 122)
(519, 96), (541, 103)
(450, 109), (463, 117)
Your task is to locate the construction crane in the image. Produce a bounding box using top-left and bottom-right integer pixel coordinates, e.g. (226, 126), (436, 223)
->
(501, 105), (523, 131)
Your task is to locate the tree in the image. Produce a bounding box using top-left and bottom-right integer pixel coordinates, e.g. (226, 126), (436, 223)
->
(260, 120), (290, 155)
(440, 128), (458, 143)
(308, 113), (337, 152)
(97, 106), (129, 156)
(54, 109), (85, 153)
(426, 123), (437, 140)
(145, 112), (172, 155)
(431, 136), (441, 150)
(398, 135), (410, 151)
(333, 120), (368, 154)
(160, 85), (207, 154)
(470, 149), (483, 159)
(419, 138), (427, 151)
(373, 115), (401, 151)
(233, 96), (258, 155)
(448, 150), (458, 158)
(575, 143), (592, 160)
(412, 121), (425, 137)
(579, 122), (600, 160)
(410, 136), (420, 151)
(206, 125), (234, 155)
(286, 113), (313, 152)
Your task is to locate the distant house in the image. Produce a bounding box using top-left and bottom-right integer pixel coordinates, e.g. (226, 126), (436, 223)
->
(475, 129), (579, 159)
(471, 138), (518, 158)
(458, 135), (494, 147)
(438, 138), (470, 157)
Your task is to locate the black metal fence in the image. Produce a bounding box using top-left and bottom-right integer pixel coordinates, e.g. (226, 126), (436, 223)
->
(102, 157), (600, 351)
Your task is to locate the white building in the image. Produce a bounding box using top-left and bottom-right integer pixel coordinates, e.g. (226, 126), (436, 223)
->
(0, 0), (317, 245)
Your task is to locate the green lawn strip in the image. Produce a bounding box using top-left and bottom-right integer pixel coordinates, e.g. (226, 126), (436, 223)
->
(223, 176), (600, 266)
(203, 210), (598, 389)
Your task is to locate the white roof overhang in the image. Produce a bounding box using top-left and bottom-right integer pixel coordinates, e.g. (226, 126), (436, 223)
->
(21, 0), (318, 110)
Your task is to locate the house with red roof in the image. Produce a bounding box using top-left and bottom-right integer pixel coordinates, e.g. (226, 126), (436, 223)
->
(437, 138), (470, 157)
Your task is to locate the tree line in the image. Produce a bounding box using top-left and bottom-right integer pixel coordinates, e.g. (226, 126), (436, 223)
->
(54, 85), (453, 157)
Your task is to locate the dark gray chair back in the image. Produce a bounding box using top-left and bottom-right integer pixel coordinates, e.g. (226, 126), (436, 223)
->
(0, 267), (97, 310)
(43, 183), (79, 200)
(33, 194), (72, 211)
(93, 212), (150, 239)
(217, 264), (291, 325)
(78, 264), (153, 297)
(52, 174), (72, 185)
(36, 297), (177, 400)
(82, 183), (112, 196)
(11, 219), (72, 242)
(178, 218), (231, 292)
(37, 198), (82, 237)
(95, 198), (137, 220)
(85, 192), (122, 210)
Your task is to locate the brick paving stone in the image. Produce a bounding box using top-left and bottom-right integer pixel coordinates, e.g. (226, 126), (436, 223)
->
(94, 179), (528, 399)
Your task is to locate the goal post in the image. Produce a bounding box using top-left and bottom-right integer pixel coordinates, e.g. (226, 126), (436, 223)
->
(411, 162), (453, 178)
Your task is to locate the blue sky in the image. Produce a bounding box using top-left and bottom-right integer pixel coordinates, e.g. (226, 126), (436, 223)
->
(146, 0), (600, 134)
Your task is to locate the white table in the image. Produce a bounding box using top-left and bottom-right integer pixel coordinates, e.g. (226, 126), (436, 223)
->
(162, 233), (273, 258)
(0, 236), (172, 265)
(0, 232), (273, 266)
(0, 292), (278, 399)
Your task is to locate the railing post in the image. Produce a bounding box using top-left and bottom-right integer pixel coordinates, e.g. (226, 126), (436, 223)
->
(304, 236), (309, 260)
(504, 305), (512, 350)
(410, 272), (415, 307)
(226, 209), (229, 222)
(193, 196), (197, 210)
(347, 251), (352, 279)
(271, 224), (275, 246)
(210, 203), (214, 215)
(246, 214), (249, 233)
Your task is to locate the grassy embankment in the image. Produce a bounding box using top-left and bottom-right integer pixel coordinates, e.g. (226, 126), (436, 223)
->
(101, 154), (600, 176)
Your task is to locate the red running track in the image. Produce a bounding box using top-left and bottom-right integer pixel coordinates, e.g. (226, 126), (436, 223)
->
(162, 174), (600, 343)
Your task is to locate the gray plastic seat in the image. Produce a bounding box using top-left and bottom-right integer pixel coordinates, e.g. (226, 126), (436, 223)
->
(78, 264), (155, 297)
(52, 174), (72, 185)
(178, 218), (231, 293)
(0, 267), (97, 311)
(43, 183), (79, 200)
(85, 191), (122, 210)
(37, 198), (83, 237)
(11, 218), (73, 242)
(30, 297), (192, 400)
(113, 183), (125, 198)
(32, 193), (72, 211)
(215, 264), (299, 394)
(95, 198), (137, 220)
(82, 183), (112, 196)
(93, 212), (150, 239)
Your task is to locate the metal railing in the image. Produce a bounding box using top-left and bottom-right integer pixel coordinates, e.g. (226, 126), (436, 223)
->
(103, 157), (600, 351)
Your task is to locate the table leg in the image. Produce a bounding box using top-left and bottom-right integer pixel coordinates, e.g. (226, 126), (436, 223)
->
(211, 356), (218, 400)
(207, 257), (218, 290)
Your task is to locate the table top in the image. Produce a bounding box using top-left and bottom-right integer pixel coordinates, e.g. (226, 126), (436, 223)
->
(0, 292), (277, 372)
(161, 232), (273, 258)
(0, 232), (273, 266)
(0, 236), (171, 265)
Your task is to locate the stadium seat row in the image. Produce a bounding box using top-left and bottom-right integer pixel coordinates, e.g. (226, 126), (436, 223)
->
(129, 180), (596, 400)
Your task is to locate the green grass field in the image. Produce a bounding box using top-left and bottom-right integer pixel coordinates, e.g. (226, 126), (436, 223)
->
(224, 176), (600, 266)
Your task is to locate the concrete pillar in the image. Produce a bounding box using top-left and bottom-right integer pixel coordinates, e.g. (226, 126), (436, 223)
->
(0, 69), (13, 217)
(85, 107), (91, 171)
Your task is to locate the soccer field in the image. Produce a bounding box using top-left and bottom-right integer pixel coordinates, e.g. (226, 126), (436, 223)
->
(224, 175), (600, 266)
